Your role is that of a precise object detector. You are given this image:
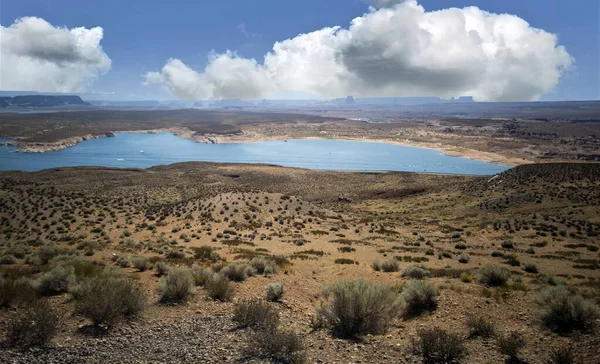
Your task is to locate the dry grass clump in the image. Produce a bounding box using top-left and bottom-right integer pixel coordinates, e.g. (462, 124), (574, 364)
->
(154, 261), (168, 276)
(413, 327), (466, 364)
(131, 256), (149, 272)
(466, 315), (496, 338)
(537, 286), (600, 333)
(250, 257), (279, 276)
(401, 265), (430, 279)
(157, 267), (194, 303)
(400, 279), (437, 317)
(233, 299), (279, 330)
(314, 280), (401, 338)
(371, 259), (399, 272)
(74, 272), (146, 329)
(496, 331), (525, 362)
(32, 265), (75, 296)
(206, 273), (234, 301)
(7, 300), (60, 348)
(478, 265), (509, 287)
(549, 345), (576, 364)
(221, 263), (256, 282)
(0, 277), (37, 308)
(245, 327), (306, 364)
(266, 282), (285, 302)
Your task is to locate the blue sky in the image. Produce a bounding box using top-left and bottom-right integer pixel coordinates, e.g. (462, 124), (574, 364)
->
(1, 0), (598, 101)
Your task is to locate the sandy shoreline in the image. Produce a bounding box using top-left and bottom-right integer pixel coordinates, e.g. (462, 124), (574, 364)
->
(1, 127), (525, 167)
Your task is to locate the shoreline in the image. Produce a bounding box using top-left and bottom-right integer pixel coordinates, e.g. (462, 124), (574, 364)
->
(1, 127), (526, 167)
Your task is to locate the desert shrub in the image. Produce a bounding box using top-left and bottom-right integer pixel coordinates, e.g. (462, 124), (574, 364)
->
(74, 272), (146, 329)
(524, 263), (538, 274)
(165, 250), (185, 259)
(458, 253), (470, 264)
(537, 286), (600, 333)
(315, 280), (401, 338)
(206, 273), (234, 301)
(190, 264), (212, 286)
(132, 256), (149, 272)
(0, 277), (37, 308)
(380, 259), (399, 272)
(154, 261), (168, 276)
(372, 259), (399, 272)
(250, 257), (268, 273)
(459, 272), (473, 283)
(192, 245), (220, 261)
(266, 282), (285, 302)
(466, 315), (495, 338)
(549, 345), (576, 364)
(454, 242), (467, 250)
(0, 254), (16, 264)
(334, 258), (356, 265)
(233, 299), (279, 330)
(116, 256), (130, 268)
(245, 327), (306, 364)
(32, 265), (76, 296)
(157, 267), (194, 303)
(6, 244), (28, 259)
(478, 266), (509, 287)
(414, 327), (466, 364)
(497, 332), (525, 361)
(221, 263), (255, 282)
(400, 279), (438, 317)
(401, 265), (429, 279)
(7, 300), (60, 348)
(263, 262), (279, 276)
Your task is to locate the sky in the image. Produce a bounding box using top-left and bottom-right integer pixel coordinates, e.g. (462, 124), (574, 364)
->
(0, 0), (598, 101)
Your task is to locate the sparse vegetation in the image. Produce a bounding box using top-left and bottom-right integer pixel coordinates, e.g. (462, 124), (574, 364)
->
(157, 267), (194, 303)
(478, 266), (509, 287)
(206, 273), (234, 301)
(497, 331), (525, 362)
(266, 282), (285, 302)
(233, 299), (279, 330)
(74, 272), (146, 329)
(315, 280), (401, 337)
(537, 286), (600, 333)
(7, 300), (60, 348)
(413, 327), (466, 364)
(466, 315), (495, 338)
(400, 279), (437, 317)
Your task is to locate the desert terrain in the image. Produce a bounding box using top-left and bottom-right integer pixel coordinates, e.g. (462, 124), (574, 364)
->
(0, 161), (599, 363)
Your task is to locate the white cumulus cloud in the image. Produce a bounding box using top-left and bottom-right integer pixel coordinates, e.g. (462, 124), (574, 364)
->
(0, 17), (111, 92)
(145, 0), (573, 101)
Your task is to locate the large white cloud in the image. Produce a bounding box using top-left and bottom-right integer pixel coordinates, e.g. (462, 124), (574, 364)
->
(0, 17), (111, 92)
(145, 0), (573, 101)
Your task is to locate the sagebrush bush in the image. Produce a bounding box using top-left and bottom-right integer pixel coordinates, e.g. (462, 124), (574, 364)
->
(0, 254), (16, 264)
(524, 263), (538, 274)
(549, 345), (576, 364)
(132, 256), (149, 272)
(315, 280), (401, 338)
(497, 331), (525, 360)
(266, 282), (285, 302)
(537, 286), (600, 333)
(372, 259), (399, 272)
(245, 327), (306, 364)
(466, 314), (495, 338)
(414, 327), (466, 364)
(401, 279), (437, 317)
(0, 277), (37, 308)
(233, 299), (279, 330)
(157, 267), (194, 303)
(190, 264), (212, 286)
(458, 253), (470, 264)
(221, 263), (255, 282)
(116, 256), (130, 268)
(33, 265), (76, 296)
(402, 265), (430, 279)
(154, 261), (168, 276)
(206, 273), (234, 301)
(7, 300), (60, 348)
(478, 266), (509, 287)
(75, 272), (146, 329)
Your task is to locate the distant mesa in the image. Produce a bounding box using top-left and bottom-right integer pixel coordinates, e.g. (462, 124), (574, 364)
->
(345, 96), (355, 104)
(0, 95), (89, 108)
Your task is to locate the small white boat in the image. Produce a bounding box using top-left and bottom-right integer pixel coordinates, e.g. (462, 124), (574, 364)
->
(117, 158), (125, 161)
(140, 150), (144, 153)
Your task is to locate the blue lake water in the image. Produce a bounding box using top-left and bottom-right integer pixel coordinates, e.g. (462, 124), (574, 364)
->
(0, 132), (510, 175)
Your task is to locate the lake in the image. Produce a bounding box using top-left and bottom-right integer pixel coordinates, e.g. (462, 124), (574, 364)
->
(0, 132), (510, 175)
